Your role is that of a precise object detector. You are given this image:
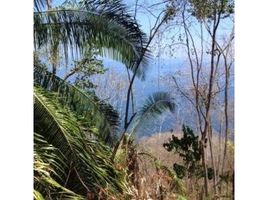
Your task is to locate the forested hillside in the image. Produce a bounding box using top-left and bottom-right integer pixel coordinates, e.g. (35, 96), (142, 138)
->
(33, 0), (234, 199)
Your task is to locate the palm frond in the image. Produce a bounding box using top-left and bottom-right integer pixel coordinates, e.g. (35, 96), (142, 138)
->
(34, 0), (46, 11)
(34, 133), (84, 199)
(129, 92), (176, 134)
(33, 190), (45, 200)
(34, 65), (119, 144)
(34, 86), (131, 197)
(34, 4), (150, 78)
(81, 0), (151, 77)
(139, 91), (176, 118)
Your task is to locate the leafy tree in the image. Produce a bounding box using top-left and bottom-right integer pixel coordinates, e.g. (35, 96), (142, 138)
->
(33, 0), (148, 196)
(33, 1), (179, 199)
(163, 0), (234, 196)
(34, 63), (177, 199)
(163, 125), (214, 180)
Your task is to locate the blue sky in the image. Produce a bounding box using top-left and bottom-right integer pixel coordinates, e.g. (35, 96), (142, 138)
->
(52, 0), (158, 34)
(51, 0), (233, 58)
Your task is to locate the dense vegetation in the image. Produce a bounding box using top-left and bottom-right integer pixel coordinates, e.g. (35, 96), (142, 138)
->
(33, 0), (234, 199)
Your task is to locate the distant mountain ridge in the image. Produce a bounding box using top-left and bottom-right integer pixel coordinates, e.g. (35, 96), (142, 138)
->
(56, 58), (234, 137)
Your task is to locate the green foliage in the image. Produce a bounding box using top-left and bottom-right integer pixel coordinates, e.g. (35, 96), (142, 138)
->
(34, 86), (131, 198)
(34, 65), (119, 144)
(166, 0), (234, 21)
(130, 92), (176, 134)
(163, 125), (201, 163)
(34, 133), (84, 200)
(140, 92), (176, 118)
(189, 0), (234, 20)
(33, 190), (45, 200)
(68, 51), (107, 89)
(34, 0), (46, 11)
(163, 125), (214, 180)
(173, 163), (187, 179)
(33, 1), (182, 199)
(178, 196), (188, 200)
(34, 0), (150, 78)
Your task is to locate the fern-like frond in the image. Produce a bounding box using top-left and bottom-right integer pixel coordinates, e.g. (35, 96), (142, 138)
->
(33, 190), (45, 200)
(34, 3), (150, 78)
(139, 92), (176, 118)
(34, 0), (46, 12)
(129, 92), (176, 134)
(34, 86), (130, 197)
(34, 65), (119, 144)
(34, 133), (84, 199)
(80, 0), (151, 77)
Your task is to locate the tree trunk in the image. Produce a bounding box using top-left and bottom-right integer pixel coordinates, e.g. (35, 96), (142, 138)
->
(201, 139), (209, 197)
(208, 123), (218, 196)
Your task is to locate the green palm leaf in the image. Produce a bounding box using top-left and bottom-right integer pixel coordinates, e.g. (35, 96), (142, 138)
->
(34, 65), (119, 144)
(34, 133), (84, 199)
(139, 92), (176, 118)
(34, 86), (130, 198)
(34, 0), (47, 12)
(130, 92), (176, 134)
(34, 2), (150, 78)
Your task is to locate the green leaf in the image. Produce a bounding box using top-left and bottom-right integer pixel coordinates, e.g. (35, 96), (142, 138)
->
(130, 92), (176, 133)
(34, 2), (150, 78)
(34, 65), (119, 144)
(34, 86), (130, 198)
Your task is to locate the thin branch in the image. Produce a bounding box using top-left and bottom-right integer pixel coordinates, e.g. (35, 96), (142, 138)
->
(74, 167), (90, 192)
(172, 76), (195, 108)
(148, 0), (169, 9)
(126, 67), (135, 115)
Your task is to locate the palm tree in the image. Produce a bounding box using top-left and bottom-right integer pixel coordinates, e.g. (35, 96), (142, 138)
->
(34, 64), (176, 199)
(33, 0), (176, 199)
(34, 0), (150, 198)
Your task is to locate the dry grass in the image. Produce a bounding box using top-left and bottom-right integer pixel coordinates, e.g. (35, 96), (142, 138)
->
(133, 131), (234, 200)
(139, 132), (183, 167)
